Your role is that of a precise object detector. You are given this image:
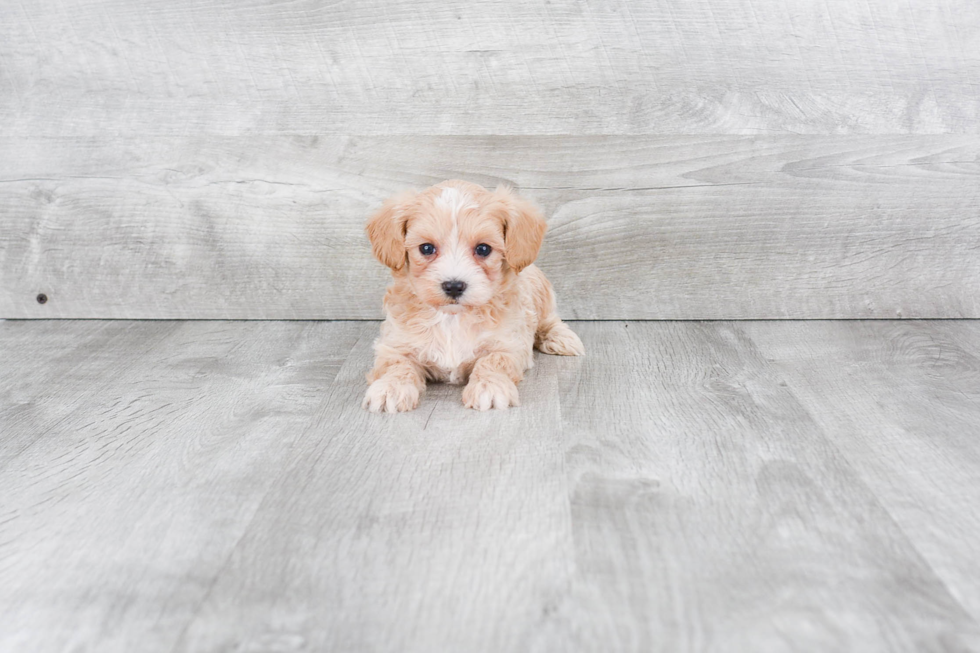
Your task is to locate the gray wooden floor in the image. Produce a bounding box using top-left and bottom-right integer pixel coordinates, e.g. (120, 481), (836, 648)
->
(2, 320), (980, 652)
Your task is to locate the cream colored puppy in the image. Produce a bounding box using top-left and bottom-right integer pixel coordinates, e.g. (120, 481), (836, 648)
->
(363, 180), (584, 413)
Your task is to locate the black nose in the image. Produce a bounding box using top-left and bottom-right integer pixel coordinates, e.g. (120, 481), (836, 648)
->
(441, 279), (467, 299)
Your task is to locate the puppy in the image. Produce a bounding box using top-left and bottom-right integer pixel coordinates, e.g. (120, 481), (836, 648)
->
(363, 180), (584, 412)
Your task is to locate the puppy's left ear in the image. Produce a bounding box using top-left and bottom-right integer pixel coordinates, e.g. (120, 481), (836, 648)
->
(366, 191), (417, 271)
(490, 186), (547, 273)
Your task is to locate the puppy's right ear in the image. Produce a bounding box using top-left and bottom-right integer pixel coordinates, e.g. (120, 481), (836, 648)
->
(366, 191), (417, 271)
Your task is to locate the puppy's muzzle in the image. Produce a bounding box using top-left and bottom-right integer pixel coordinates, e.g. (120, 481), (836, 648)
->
(441, 279), (467, 299)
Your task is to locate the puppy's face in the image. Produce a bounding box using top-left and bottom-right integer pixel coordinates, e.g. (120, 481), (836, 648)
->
(366, 181), (546, 311)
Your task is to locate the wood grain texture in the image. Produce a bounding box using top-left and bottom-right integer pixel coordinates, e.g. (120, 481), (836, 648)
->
(5, 320), (980, 651)
(0, 320), (176, 469)
(173, 330), (572, 653)
(2, 0), (978, 136)
(549, 321), (980, 651)
(0, 320), (366, 653)
(745, 320), (980, 622)
(2, 134), (978, 319)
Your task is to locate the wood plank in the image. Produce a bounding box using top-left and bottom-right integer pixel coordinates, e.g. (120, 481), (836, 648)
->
(2, 135), (978, 319)
(0, 320), (181, 468)
(170, 329), (572, 652)
(2, 0), (978, 136)
(5, 320), (980, 649)
(0, 320), (368, 653)
(550, 322), (980, 650)
(744, 320), (980, 621)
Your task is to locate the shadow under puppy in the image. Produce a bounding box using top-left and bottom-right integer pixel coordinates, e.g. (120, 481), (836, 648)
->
(364, 180), (584, 412)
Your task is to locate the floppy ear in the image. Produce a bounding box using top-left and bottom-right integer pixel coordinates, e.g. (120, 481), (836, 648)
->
(490, 186), (547, 273)
(365, 191), (417, 271)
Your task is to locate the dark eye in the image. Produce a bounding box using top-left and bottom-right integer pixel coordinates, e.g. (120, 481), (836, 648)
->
(475, 243), (492, 257)
(419, 243), (436, 256)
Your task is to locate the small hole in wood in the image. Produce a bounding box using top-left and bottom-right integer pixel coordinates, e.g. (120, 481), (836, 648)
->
(36, 293), (48, 305)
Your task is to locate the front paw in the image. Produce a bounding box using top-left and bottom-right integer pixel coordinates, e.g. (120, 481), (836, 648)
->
(363, 377), (421, 413)
(462, 375), (519, 411)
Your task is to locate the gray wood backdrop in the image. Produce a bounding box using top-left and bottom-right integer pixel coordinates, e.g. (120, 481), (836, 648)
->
(2, 0), (978, 319)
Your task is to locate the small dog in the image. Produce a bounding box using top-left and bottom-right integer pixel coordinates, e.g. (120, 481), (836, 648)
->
(363, 180), (584, 412)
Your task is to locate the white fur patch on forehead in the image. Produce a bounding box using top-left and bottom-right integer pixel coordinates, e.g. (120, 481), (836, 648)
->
(435, 186), (477, 222)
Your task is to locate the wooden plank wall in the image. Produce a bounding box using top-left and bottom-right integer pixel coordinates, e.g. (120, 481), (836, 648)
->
(2, 0), (978, 319)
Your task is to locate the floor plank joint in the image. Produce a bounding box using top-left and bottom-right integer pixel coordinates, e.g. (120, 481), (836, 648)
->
(2, 320), (979, 651)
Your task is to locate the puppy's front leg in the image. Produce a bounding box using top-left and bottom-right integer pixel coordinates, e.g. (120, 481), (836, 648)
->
(363, 356), (425, 413)
(462, 352), (523, 411)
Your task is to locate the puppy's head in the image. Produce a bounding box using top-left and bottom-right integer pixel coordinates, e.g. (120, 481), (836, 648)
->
(366, 180), (546, 310)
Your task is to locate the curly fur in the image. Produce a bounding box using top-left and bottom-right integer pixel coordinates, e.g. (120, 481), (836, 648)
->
(363, 180), (584, 412)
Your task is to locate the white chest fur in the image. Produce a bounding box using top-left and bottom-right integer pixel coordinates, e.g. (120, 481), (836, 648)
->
(418, 311), (482, 384)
